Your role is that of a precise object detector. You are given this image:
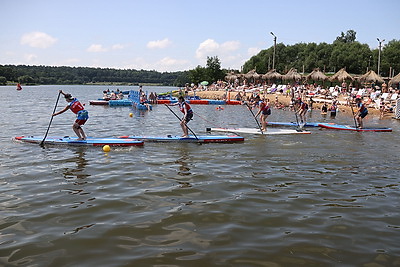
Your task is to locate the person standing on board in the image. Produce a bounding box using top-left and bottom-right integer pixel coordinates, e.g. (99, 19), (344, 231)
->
(52, 90), (89, 140)
(355, 98), (368, 128)
(296, 98), (308, 125)
(169, 96), (193, 137)
(255, 98), (271, 132)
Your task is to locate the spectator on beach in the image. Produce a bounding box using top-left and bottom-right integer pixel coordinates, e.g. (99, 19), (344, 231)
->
(330, 100), (338, 118)
(308, 97), (315, 110)
(321, 103), (328, 114)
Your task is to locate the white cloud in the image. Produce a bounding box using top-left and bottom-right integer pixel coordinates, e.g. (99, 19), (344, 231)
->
(25, 54), (38, 62)
(195, 39), (220, 59)
(87, 44), (107, 52)
(221, 41), (240, 51)
(20, 32), (57, 49)
(147, 38), (172, 49)
(111, 44), (126, 50)
(248, 47), (261, 56)
(195, 39), (241, 60)
(157, 57), (190, 71)
(195, 39), (244, 69)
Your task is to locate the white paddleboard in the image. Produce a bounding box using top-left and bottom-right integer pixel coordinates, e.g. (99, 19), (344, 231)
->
(206, 127), (311, 135)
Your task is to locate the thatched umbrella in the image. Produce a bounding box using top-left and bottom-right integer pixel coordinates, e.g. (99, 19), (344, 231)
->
(388, 72), (400, 87)
(262, 69), (282, 80)
(244, 69), (256, 80)
(225, 71), (238, 82)
(243, 69), (260, 84)
(329, 68), (353, 82)
(359, 70), (384, 83)
(306, 68), (328, 81)
(282, 68), (302, 81)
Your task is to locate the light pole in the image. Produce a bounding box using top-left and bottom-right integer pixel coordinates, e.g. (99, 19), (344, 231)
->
(270, 32), (277, 70)
(377, 38), (385, 76)
(367, 55), (372, 72)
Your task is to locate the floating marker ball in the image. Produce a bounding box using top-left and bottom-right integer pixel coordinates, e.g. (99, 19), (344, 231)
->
(103, 145), (111, 152)
(129, 113), (133, 117)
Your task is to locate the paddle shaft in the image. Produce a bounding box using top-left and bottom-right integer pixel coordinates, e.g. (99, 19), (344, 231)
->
(245, 103), (264, 134)
(40, 91), (61, 146)
(164, 104), (198, 140)
(292, 100), (301, 128)
(349, 100), (358, 128)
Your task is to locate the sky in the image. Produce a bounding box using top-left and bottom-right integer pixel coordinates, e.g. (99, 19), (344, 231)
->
(1, 0), (399, 72)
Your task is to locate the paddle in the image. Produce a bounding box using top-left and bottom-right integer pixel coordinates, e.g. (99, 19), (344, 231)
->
(292, 100), (302, 131)
(349, 99), (359, 129)
(40, 91), (62, 146)
(245, 102), (264, 135)
(164, 104), (199, 140)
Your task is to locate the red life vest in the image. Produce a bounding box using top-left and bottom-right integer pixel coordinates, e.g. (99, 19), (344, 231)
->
(179, 101), (192, 114)
(69, 99), (85, 114)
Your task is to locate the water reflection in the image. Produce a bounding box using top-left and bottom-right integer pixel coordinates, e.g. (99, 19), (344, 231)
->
(61, 149), (95, 208)
(175, 146), (192, 177)
(62, 149), (90, 182)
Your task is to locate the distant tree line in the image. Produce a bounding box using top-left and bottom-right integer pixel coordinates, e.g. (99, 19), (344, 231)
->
(243, 30), (400, 77)
(0, 64), (190, 86)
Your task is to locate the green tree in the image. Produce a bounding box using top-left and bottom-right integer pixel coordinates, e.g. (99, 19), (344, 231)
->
(381, 39), (400, 77)
(188, 65), (208, 85)
(334, 30), (357, 44)
(18, 75), (35, 84)
(0, 76), (6, 85)
(206, 56), (225, 82)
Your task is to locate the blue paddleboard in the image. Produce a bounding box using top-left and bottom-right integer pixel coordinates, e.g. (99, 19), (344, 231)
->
(118, 135), (244, 143)
(15, 136), (144, 146)
(318, 123), (392, 132)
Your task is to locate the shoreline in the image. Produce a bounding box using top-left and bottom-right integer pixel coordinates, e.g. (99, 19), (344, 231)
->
(192, 90), (391, 118)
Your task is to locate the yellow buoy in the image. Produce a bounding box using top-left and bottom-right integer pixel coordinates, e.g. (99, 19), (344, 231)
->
(103, 145), (111, 152)
(129, 113), (133, 117)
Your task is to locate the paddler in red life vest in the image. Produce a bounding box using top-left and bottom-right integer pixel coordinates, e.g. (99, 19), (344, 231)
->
(255, 98), (271, 132)
(169, 96), (193, 137)
(355, 98), (368, 129)
(296, 97), (308, 125)
(52, 90), (89, 140)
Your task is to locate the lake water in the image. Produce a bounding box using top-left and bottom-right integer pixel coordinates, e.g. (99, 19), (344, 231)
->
(1, 85), (399, 266)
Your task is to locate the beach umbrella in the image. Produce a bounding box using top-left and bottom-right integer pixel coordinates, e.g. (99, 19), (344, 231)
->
(225, 71), (238, 82)
(244, 69), (256, 80)
(282, 68), (302, 81)
(389, 72), (400, 87)
(359, 70), (384, 83)
(262, 69), (282, 80)
(329, 68), (353, 82)
(200, 81), (209, 86)
(306, 68), (328, 81)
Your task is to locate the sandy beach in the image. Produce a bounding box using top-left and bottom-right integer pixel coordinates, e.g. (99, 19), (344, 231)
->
(192, 90), (385, 117)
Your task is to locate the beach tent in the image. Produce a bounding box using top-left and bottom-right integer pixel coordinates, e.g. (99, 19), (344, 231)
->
(389, 72), (400, 87)
(306, 68), (328, 81)
(359, 70), (384, 83)
(262, 69), (282, 80)
(329, 68), (353, 82)
(244, 69), (260, 84)
(282, 68), (302, 81)
(225, 71), (238, 82)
